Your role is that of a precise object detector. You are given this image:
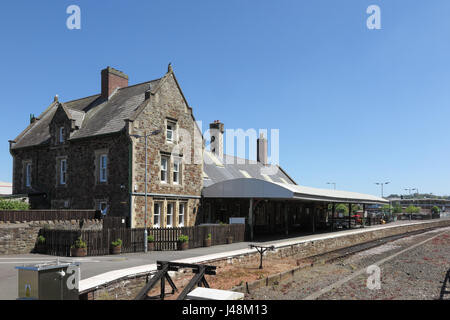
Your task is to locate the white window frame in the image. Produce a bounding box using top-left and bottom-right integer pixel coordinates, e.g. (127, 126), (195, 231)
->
(178, 203), (185, 227)
(99, 154), (108, 183)
(173, 159), (181, 184)
(160, 157), (168, 183)
(60, 159), (67, 185)
(166, 121), (177, 143)
(153, 203), (161, 228)
(167, 203), (173, 227)
(59, 126), (65, 143)
(25, 163), (31, 187)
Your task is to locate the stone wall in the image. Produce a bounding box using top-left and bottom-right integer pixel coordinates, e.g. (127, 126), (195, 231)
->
(0, 219), (102, 255)
(130, 71), (203, 228)
(11, 133), (131, 217)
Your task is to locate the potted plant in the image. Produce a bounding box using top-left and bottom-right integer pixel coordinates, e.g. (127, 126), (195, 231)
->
(111, 239), (122, 255)
(177, 235), (189, 251)
(226, 235), (233, 244)
(71, 237), (87, 257)
(36, 235), (46, 254)
(147, 235), (155, 251)
(204, 233), (212, 247)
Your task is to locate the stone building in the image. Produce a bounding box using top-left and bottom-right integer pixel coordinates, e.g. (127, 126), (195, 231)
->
(9, 66), (203, 228)
(9, 65), (388, 236)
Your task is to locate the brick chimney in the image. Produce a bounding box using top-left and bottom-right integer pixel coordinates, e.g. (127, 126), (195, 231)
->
(209, 120), (224, 159)
(101, 67), (129, 99)
(257, 133), (268, 166)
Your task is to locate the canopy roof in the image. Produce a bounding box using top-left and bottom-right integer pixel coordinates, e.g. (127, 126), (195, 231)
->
(202, 178), (388, 205)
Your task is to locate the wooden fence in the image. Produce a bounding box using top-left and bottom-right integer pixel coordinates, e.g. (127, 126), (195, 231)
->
(0, 210), (99, 223)
(39, 224), (246, 257)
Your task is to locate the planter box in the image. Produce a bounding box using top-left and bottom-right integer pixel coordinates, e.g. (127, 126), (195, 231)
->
(226, 237), (233, 244)
(203, 239), (212, 247)
(111, 246), (122, 255)
(71, 248), (87, 257)
(178, 241), (189, 251)
(147, 242), (155, 251)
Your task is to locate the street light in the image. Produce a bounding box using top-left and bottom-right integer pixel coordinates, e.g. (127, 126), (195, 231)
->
(327, 182), (336, 190)
(130, 129), (161, 253)
(404, 188), (413, 196)
(375, 182), (390, 198)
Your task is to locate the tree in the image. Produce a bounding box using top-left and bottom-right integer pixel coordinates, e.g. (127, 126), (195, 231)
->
(335, 204), (349, 215)
(392, 205), (402, 214)
(405, 205), (420, 214)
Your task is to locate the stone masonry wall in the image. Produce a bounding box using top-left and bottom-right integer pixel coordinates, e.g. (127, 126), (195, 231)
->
(0, 219), (102, 255)
(130, 72), (203, 228)
(11, 133), (130, 217)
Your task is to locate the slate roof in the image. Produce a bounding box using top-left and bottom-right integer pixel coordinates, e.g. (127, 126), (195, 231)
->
(203, 150), (297, 188)
(11, 79), (161, 149)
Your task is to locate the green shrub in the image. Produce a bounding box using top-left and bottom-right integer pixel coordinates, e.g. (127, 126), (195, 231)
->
(71, 237), (87, 249)
(207, 233), (212, 240)
(0, 199), (30, 210)
(111, 239), (122, 247)
(431, 206), (441, 214)
(147, 235), (155, 242)
(37, 235), (45, 244)
(178, 235), (189, 243)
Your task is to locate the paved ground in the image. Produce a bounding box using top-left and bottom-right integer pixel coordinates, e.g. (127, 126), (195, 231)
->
(247, 226), (450, 300)
(0, 218), (446, 300)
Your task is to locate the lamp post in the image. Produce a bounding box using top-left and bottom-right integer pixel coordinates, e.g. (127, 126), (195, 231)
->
(375, 182), (390, 198)
(327, 182), (336, 190)
(131, 129), (161, 253)
(404, 188), (413, 197)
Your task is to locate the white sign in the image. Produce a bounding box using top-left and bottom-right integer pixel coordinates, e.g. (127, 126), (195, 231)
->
(229, 217), (245, 225)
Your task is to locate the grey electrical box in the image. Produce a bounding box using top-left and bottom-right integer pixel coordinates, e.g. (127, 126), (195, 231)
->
(16, 261), (80, 300)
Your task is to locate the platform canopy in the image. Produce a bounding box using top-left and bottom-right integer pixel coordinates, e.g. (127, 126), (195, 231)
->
(202, 178), (388, 205)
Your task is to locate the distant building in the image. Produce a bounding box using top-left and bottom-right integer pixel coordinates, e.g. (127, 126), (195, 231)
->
(389, 198), (450, 213)
(0, 182), (12, 195)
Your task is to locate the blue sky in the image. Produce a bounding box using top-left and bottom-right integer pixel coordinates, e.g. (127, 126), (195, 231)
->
(0, 0), (449, 197)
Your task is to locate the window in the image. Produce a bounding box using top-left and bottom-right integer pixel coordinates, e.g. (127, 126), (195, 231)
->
(173, 159), (181, 184)
(154, 203), (161, 227)
(60, 159), (67, 185)
(178, 203), (185, 227)
(166, 121), (176, 143)
(99, 155), (108, 182)
(167, 203), (173, 227)
(161, 157), (168, 183)
(99, 202), (108, 216)
(59, 127), (65, 143)
(25, 163), (31, 187)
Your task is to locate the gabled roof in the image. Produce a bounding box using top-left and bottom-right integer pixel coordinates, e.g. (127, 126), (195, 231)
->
(10, 79), (161, 149)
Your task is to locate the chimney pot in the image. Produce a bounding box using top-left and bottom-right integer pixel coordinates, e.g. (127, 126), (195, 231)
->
(257, 133), (268, 166)
(209, 121), (224, 159)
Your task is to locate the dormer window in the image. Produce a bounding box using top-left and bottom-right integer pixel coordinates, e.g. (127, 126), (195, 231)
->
(59, 127), (65, 143)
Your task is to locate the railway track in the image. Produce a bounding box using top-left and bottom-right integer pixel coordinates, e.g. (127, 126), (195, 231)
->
(296, 226), (446, 266)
